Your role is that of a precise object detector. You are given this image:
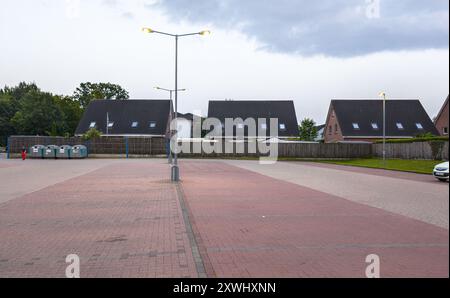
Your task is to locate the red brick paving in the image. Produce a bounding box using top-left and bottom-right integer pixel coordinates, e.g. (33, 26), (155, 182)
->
(0, 162), (198, 278)
(179, 161), (449, 278)
(1, 159), (448, 278)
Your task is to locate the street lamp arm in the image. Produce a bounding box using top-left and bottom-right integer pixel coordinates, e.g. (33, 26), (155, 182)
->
(152, 30), (177, 37)
(155, 87), (187, 92)
(143, 28), (210, 38)
(177, 32), (203, 37)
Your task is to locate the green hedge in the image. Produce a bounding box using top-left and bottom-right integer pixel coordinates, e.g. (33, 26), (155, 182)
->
(375, 136), (449, 144)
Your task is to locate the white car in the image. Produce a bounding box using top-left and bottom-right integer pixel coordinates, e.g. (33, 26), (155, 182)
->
(433, 162), (449, 182)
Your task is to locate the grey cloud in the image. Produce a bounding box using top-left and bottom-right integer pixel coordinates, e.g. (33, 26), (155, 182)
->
(154, 0), (449, 57)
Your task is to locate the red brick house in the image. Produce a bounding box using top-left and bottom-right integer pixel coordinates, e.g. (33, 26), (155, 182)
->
(324, 99), (439, 143)
(434, 96), (449, 136)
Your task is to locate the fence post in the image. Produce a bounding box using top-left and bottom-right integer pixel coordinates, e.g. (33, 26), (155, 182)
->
(125, 137), (129, 159)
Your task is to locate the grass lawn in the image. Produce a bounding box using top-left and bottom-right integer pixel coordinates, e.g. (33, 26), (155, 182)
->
(313, 159), (442, 175)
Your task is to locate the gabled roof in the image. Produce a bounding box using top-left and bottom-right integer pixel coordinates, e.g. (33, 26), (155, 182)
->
(330, 99), (439, 137)
(177, 113), (202, 121)
(75, 99), (172, 136)
(208, 100), (299, 137)
(434, 96), (449, 124)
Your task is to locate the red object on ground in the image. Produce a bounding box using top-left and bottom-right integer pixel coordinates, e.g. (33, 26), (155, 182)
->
(21, 151), (27, 160)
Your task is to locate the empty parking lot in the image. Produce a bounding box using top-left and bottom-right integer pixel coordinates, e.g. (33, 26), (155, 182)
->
(0, 158), (448, 277)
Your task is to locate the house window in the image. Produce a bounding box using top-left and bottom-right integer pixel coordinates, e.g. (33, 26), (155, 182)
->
(279, 124), (286, 131)
(89, 122), (96, 128)
(149, 121), (157, 128)
(329, 126), (332, 135)
(371, 123), (379, 130)
(444, 127), (449, 135)
(131, 121), (139, 128)
(396, 123), (404, 130)
(335, 124), (338, 134)
(107, 122), (114, 128)
(416, 123), (424, 130)
(352, 123), (360, 130)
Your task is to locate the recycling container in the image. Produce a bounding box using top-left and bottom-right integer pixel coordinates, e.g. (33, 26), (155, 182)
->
(56, 145), (72, 159)
(29, 145), (45, 159)
(43, 145), (58, 159)
(71, 145), (88, 159)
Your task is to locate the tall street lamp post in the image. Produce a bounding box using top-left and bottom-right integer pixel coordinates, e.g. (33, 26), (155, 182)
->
(142, 28), (210, 182)
(155, 87), (187, 165)
(379, 92), (387, 169)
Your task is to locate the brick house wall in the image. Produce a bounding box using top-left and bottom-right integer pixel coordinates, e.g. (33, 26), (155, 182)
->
(435, 97), (449, 136)
(324, 105), (344, 143)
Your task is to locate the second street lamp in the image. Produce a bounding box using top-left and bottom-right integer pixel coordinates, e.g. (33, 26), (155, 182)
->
(154, 87), (187, 103)
(379, 92), (387, 169)
(155, 87), (187, 165)
(143, 28), (210, 182)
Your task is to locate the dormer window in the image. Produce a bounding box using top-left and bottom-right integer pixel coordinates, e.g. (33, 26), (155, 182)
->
(396, 123), (404, 130)
(89, 122), (96, 128)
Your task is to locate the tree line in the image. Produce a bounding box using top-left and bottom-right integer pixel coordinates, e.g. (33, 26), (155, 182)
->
(0, 82), (129, 146)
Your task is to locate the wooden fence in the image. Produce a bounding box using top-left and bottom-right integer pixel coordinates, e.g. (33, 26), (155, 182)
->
(7, 136), (448, 160)
(7, 136), (167, 156)
(176, 141), (373, 159)
(373, 141), (449, 160)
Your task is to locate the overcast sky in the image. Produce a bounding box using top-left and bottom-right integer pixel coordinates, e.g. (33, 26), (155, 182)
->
(0, 0), (448, 123)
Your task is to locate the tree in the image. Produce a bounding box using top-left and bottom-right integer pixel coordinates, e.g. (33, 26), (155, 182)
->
(82, 128), (102, 141)
(0, 94), (15, 146)
(298, 118), (318, 141)
(0, 82), (84, 141)
(0, 82), (41, 145)
(55, 96), (83, 136)
(73, 82), (129, 108)
(10, 90), (66, 136)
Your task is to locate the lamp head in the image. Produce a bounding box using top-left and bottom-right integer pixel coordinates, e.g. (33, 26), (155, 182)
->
(199, 30), (211, 36)
(142, 27), (154, 34)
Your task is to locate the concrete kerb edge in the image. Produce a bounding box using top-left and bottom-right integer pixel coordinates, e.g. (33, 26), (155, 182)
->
(174, 182), (215, 278)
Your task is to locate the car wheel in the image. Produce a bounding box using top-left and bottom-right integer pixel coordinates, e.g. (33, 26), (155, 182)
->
(438, 178), (448, 182)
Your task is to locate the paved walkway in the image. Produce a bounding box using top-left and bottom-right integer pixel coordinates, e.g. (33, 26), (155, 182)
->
(179, 161), (449, 278)
(0, 159), (122, 204)
(225, 160), (449, 229)
(0, 160), (199, 278)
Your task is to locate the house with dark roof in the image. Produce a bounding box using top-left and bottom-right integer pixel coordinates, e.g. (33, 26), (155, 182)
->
(324, 99), (439, 143)
(75, 100), (173, 137)
(434, 96), (449, 136)
(207, 100), (299, 138)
